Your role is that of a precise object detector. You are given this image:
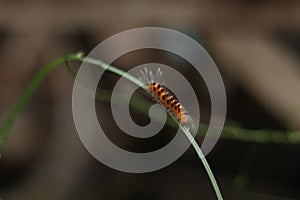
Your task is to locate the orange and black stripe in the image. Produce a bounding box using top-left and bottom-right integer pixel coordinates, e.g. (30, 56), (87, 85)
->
(149, 82), (188, 125)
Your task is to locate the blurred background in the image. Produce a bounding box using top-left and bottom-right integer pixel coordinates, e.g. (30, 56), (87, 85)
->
(1, 0), (300, 199)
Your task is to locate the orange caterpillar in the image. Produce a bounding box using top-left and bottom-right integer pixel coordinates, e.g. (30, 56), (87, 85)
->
(139, 67), (190, 125)
(148, 82), (189, 125)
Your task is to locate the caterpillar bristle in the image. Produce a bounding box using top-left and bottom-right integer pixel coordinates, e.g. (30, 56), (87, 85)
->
(139, 67), (191, 126)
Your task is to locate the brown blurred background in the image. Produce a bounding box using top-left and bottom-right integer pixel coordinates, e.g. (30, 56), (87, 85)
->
(1, 0), (300, 199)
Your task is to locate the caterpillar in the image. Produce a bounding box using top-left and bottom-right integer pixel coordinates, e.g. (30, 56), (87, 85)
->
(149, 82), (189, 125)
(139, 68), (190, 126)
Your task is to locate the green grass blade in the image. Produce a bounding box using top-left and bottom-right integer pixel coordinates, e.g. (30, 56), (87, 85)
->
(77, 57), (224, 199)
(0, 53), (84, 150)
(0, 53), (223, 199)
(181, 125), (223, 199)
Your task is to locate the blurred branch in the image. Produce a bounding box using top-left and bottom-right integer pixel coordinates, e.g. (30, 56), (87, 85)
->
(66, 59), (300, 144)
(2, 1), (300, 35)
(209, 33), (300, 130)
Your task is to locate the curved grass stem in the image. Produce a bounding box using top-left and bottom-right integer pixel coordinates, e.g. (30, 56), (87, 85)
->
(74, 56), (224, 200)
(181, 125), (223, 200)
(3, 53), (300, 198)
(0, 53), (221, 200)
(0, 53), (83, 151)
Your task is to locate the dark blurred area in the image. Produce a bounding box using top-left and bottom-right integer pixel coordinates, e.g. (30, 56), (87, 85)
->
(1, 0), (300, 199)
